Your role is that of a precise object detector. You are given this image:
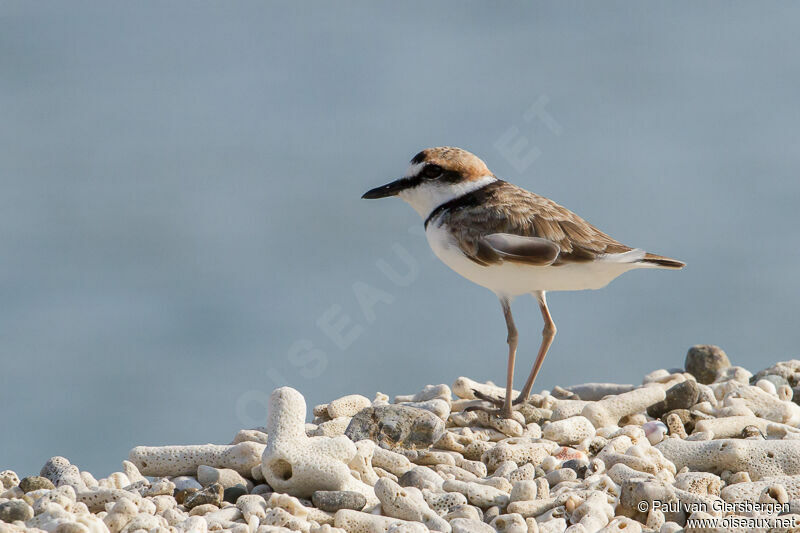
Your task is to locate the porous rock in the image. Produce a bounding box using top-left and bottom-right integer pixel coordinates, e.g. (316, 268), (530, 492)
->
(673, 471), (721, 496)
(482, 438), (552, 472)
(647, 380), (701, 418)
(450, 517), (495, 533)
(581, 386), (666, 428)
(261, 387), (376, 503)
(231, 428), (269, 445)
(693, 415), (768, 438)
(0, 500), (34, 523)
(398, 466), (444, 492)
(685, 345), (730, 384)
(40, 456), (88, 491)
(657, 437), (800, 480)
(395, 383), (452, 404)
(19, 475), (55, 493)
(374, 477), (451, 532)
(564, 382), (635, 401)
(327, 394), (371, 419)
(441, 479), (510, 508)
(345, 404), (445, 450)
(542, 416), (595, 445)
(751, 360), (800, 387)
(312, 490), (367, 512)
(0, 471), (19, 490)
(236, 494), (267, 521)
(516, 404), (551, 424)
(720, 475), (800, 502)
(196, 465), (248, 489)
(399, 399), (451, 420)
(452, 377), (517, 402)
(491, 512), (527, 533)
(334, 509), (428, 532)
(128, 441), (264, 477)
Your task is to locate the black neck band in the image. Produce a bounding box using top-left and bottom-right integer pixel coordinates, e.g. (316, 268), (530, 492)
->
(423, 180), (497, 229)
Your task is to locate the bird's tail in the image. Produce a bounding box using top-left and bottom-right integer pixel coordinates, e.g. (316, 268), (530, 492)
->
(640, 252), (685, 269)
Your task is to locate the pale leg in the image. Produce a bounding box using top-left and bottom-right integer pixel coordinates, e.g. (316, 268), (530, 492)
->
(469, 295), (518, 418)
(514, 290), (556, 404)
(499, 296), (518, 418)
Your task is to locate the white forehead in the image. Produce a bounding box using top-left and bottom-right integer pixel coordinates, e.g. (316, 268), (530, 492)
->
(404, 162), (425, 178)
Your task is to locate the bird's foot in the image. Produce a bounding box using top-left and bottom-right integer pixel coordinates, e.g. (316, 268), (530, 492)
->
(467, 389), (530, 419)
(472, 390), (505, 407)
(463, 403), (514, 419)
(472, 389), (530, 407)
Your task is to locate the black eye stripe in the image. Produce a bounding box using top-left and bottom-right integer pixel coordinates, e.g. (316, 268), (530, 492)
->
(423, 164), (443, 178)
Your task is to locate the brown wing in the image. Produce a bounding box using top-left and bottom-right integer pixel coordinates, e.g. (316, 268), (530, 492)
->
(472, 233), (561, 266)
(442, 180), (633, 265)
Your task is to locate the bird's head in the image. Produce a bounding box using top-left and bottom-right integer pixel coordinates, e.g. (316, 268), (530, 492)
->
(362, 147), (496, 218)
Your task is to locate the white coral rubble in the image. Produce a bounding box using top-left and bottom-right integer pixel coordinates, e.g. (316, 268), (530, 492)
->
(5, 355), (800, 532)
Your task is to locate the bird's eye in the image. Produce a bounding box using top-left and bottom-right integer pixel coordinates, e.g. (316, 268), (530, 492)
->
(422, 165), (443, 179)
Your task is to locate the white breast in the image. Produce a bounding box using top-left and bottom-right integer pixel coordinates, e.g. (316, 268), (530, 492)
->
(425, 221), (644, 298)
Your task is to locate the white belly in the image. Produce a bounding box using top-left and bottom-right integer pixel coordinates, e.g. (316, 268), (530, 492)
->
(425, 222), (642, 297)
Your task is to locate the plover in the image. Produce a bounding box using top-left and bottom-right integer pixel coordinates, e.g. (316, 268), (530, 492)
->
(362, 147), (684, 418)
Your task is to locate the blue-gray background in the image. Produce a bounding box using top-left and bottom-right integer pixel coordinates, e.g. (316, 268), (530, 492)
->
(2, 2), (799, 476)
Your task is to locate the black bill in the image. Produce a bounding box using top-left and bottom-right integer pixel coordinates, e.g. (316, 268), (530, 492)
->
(361, 177), (416, 199)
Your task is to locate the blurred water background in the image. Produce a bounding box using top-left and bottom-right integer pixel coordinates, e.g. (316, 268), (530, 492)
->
(2, 2), (800, 476)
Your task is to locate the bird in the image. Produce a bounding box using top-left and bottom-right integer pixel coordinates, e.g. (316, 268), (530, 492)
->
(362, 147), (684, 419)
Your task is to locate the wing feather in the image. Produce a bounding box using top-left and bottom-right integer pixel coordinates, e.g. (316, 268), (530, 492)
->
(477, 233), (560, 266)
(442, 180), (634, 265)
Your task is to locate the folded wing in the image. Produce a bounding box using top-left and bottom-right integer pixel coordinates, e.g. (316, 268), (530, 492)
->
(471, 233), (561, 266)
(444, 180), (635, 265)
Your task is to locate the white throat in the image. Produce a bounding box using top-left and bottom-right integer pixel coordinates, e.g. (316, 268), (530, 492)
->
(398, 176), (497, 220)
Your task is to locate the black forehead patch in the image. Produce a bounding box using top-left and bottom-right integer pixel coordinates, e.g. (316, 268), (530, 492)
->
(410, 151), (427, 165)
